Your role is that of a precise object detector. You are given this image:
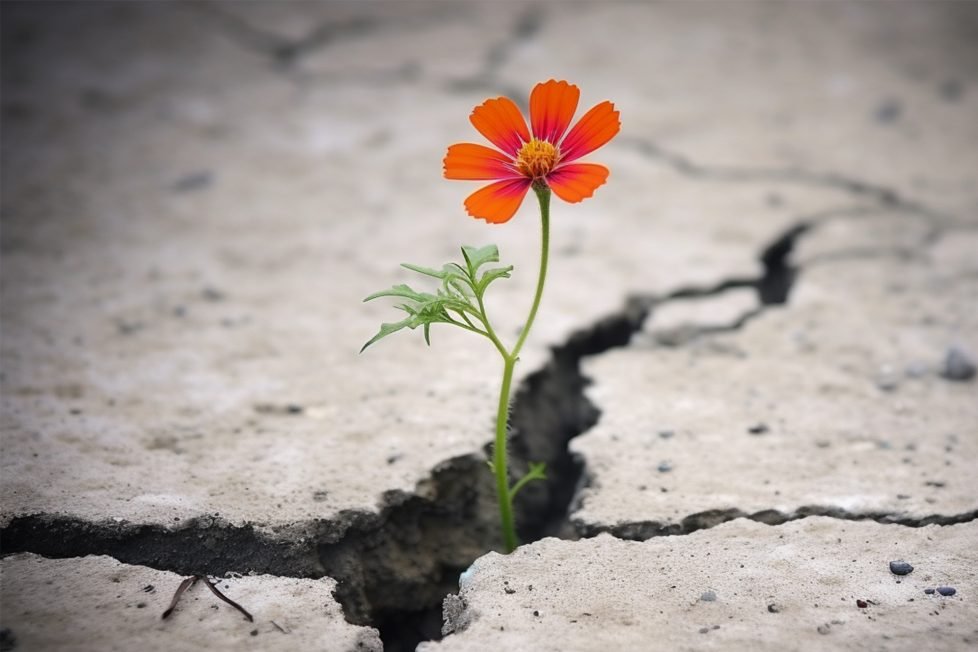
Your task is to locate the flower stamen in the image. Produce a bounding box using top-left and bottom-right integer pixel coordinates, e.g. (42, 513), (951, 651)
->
(516, 139), (559, 179)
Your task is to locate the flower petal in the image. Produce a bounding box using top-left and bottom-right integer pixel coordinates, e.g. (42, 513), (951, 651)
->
(530, 79), (580, 144)
(547, 163), (609, 203)
(470, 97), (530, 156)
(464, 178), (532, 224)
(443, 143), (519, 180)
(558, 101), (620, 164)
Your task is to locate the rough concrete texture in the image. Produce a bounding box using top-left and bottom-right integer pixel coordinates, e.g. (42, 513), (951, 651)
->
(574, 235), (978, 536)
(422, 518), (978, 652)
(0, 553), (381, 651)
(2, 0), (977, 650)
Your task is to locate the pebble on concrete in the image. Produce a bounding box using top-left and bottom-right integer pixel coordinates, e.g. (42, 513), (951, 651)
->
(941, 346), (976, 381)
(889, 560), (914, 576)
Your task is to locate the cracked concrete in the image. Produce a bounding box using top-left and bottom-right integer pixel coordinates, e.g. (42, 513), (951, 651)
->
(572, 227), (978, 538)
(2, 1), (977, 650)
(0, 553), (382, 651)
(420, 518), (978, 651)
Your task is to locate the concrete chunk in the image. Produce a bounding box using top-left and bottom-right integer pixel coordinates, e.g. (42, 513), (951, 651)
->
(0, 553), (381, 652)
(573, 250), (978, 535)
(421, 518), (978, 651)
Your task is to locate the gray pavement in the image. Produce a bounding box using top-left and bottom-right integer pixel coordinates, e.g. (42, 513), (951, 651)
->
(2, 1), (976, 650)
(421, 518), (978, 652)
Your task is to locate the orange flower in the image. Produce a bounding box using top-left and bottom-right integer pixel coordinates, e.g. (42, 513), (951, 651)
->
(444, 80), (621, 224)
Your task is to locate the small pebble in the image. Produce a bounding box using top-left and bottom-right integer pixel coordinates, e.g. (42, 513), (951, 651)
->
(817, 624), (831, 635)
(657, 461), (673, 473)
(699, 627), (710, 634)
(889, 560), (914, 576)
(856, 599), (868, 608)
(924, 588), (935, 595)
(767, 603), (781, 613)
(941, 346), (976, 381)
(658, 430), (674, 439)
(748, 422), (769, 435)
(700, 590), (717, 602)
(936, 587), (956, 597)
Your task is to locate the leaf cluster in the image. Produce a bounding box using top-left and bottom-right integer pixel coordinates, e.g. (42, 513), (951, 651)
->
(361, 245), (513, 352)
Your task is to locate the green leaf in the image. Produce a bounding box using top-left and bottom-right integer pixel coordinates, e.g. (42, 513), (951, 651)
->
(401, 263), (449, 279)
(361, 244), (512, 352)
(363, 283), (432, 304)
(461, 244), (500, 276)
(360, 317), (414, 353)
(475, 265), (514, 294)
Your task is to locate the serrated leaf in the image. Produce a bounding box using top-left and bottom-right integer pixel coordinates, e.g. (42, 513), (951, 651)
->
(401, 263), (449, 279)
(363, 283), (433, 304)
(360, 317), (414, 353)
(461, 244), (500, 277)
(476, 265), (514, 294)
(447, 277), (475, 298)
(361, 244), (511, 353)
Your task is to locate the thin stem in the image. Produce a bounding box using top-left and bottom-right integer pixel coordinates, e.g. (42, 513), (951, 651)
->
(476, 292), (510, 359)
(493, 355), (518, 553)
(491, 183), (553, 553)
(511, 184), (551, 360)
(508, 470), (540, 501)
(444, 317), (489, 339)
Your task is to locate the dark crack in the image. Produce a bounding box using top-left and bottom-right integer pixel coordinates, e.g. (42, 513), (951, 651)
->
(0, 514), (330, 577)
(574, 507), (978, 541)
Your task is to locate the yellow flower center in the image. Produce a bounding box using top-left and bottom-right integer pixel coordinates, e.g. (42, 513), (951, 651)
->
(516, 139), (559, 178)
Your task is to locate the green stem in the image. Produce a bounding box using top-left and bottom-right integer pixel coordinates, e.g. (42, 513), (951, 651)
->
(492, 183), (552, 553)
(493, 355), (518, 553)
(511, 183), (551, 360)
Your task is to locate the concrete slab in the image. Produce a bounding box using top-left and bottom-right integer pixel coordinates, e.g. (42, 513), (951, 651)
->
(0, 553), (381, 651)
(0, 0), (778, 534)
(1, 1), (977, 648)
(572, 226), (978, 537)
(4, 0), (974, 536)
(421, 518), (978, 652)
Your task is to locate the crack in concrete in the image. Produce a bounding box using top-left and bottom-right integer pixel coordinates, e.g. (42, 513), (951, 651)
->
(443, 5), (546, 107)
(2, 140), (968, 649)
(190, 0), (463, 72)
(620, 137), (956, 227)
(574, 507), (978, 541)
(189, 1), (383, 68)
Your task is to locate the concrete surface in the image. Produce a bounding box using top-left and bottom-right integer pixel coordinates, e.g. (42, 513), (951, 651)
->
(0, 553), (381, 651)
(421, 518), (978, 652)
(574, 235), (978, 537)
(1, 1), (977, 650)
